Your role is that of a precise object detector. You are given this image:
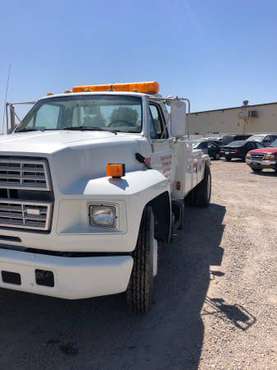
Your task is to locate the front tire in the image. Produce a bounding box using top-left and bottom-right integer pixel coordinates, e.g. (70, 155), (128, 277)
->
(252, 167), (262, 173)
(126, 206), (155, 313)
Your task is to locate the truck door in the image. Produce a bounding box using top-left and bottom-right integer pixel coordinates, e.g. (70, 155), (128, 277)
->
(148, 102), (175, 188)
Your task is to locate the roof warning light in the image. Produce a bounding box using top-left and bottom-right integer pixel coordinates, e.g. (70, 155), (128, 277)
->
(72, 81), (160, 94)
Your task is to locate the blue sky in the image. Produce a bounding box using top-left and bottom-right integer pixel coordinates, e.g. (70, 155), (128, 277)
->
(1, 0), (277, 120)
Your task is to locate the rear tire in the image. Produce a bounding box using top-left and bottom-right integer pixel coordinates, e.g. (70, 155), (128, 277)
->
(126, 206), (155, 313)
(185, 165), (211, 207)
(225, 157), (231, 162)
(214, 153), (220, 160)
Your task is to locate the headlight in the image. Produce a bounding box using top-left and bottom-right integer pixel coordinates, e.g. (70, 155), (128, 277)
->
(89, 205), (116, 228)
(264, 153), (275, 160)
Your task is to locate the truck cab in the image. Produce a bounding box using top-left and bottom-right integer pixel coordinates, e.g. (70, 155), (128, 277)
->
(0, 81), (211, 312)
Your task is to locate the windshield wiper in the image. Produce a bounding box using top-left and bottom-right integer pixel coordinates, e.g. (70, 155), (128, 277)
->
(62, 126), (117, 134)
(15, 128), (46, 133)
(15, 126), (122, 134)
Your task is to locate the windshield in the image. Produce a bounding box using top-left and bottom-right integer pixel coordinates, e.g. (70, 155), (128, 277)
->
(247, 135), (264, 142)
(226, 140), (245, 147)
(16, 95), (143, 133)
(192, 140), (202, 148)
(270, 139), (277, 147)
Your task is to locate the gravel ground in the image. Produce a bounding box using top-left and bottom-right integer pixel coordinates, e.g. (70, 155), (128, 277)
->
(0, 161), (276, 370)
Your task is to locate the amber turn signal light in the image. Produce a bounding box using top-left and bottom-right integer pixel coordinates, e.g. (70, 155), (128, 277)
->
(106, 163), (126, 178)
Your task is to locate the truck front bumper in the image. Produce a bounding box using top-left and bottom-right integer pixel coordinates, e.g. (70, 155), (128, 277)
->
(0, 248), (133, 299)
(246, 158), (277, 170)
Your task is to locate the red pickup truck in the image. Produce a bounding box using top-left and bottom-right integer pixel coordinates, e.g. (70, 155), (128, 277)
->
(246, 140), (277, 173)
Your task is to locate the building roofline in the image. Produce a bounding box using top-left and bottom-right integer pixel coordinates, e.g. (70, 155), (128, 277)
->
(190, 101), (277, 115)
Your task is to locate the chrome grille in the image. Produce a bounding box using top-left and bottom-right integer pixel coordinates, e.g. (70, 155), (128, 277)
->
(0, 201), (51, 231)
(251, 153), (265, 160)
(0, 157), (50, 191)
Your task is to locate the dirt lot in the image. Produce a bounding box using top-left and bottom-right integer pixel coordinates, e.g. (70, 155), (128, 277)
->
(0, 161), (276, 370)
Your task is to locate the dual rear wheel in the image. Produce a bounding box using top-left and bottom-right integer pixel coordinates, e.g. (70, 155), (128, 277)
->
(185, 165), (212, 207)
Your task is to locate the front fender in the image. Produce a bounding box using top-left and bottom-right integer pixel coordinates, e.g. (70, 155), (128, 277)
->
(84, 169), (169, 198)
(55, 170), (170, 253)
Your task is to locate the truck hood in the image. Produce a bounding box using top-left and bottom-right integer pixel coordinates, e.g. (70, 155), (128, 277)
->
(0, 131), (149, 194)
(250, 147), (277, 154)
(0, 130), (136, 155)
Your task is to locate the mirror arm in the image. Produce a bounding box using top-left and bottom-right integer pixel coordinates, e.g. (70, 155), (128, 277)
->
(181, 98), (191, 138)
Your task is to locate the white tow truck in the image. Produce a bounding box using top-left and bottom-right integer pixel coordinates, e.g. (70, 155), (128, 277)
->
(0, 81), (211, 312)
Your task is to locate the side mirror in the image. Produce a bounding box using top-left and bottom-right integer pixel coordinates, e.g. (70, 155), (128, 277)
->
(169, 100), (186, 138)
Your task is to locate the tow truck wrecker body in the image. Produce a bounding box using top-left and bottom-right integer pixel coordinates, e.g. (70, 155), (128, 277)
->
(0, 82), (211, 312)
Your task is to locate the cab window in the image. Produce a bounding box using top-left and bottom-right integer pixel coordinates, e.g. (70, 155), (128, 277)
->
(246, 142), (256, 150)
(199, 142), (208, 149)
(34, 104), (60, 129)
(208, 142), (217, 149)
(149, 104), (168, 139)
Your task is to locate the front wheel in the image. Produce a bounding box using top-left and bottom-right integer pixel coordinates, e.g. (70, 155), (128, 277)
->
(126, 206), (156, 313)
(251, 167), (262, 173)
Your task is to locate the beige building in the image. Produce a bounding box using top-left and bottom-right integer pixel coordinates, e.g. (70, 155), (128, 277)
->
(188, 101), (277, 136)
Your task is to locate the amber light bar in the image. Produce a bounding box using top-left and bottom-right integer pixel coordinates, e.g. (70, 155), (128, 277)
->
(72, 81), (160, 94)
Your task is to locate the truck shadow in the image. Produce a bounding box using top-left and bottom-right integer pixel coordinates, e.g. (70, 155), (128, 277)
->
(0, 203), (226, 370)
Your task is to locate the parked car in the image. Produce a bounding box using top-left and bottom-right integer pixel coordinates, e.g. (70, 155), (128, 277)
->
(207, 142), (221, 159)
(220, 140), (264, 161)
(220, 134), (252, 146)
(193, 140), (221, 159)
(246, 139), (277, 173)
(246, 133), (277, 146)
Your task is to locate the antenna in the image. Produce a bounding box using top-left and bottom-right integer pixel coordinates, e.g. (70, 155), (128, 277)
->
(2, 64), (12, 133)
